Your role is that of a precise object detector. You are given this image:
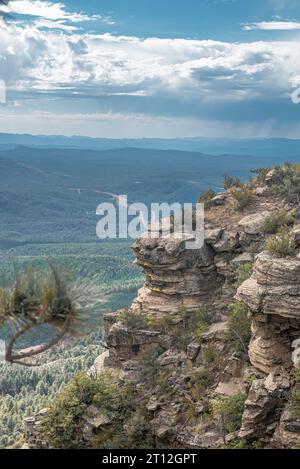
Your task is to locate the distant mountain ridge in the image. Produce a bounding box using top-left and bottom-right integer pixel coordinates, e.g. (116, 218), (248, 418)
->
(2, 144), (300, 246)
(1, 133), (300, 158)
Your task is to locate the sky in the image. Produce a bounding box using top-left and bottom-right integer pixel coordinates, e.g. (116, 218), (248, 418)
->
(0, 0), (300, 138)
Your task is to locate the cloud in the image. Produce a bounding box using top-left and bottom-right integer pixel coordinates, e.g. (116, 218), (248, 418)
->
(0, 0), (114, 26)
(243, 20), (300, 30)
(0, 108), (289, 139)
(1, 22), (299, 107)
(1, 2), (300, 138)
(34, 18), (79, 31)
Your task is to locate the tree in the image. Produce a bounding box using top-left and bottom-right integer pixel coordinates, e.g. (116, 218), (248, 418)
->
(0, 264), (103, 366)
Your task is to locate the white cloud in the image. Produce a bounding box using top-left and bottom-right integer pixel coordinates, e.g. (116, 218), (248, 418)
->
(1, 4), (300, 138)
(244, 20), (300, 30)
(1, 22), (299, 106)
(34, 18), (79, 31)
(0, 2), (298, 108)
(0, 0), (114, 25)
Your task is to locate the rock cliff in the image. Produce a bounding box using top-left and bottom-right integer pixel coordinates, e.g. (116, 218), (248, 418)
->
(25, 166), (300, 449)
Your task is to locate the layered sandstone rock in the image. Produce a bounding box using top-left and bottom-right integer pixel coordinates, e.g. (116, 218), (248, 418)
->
(131, 217), (259, 317)
(239, 375), (284, 440)
(237, 250), (300, 442)
(131, 234), (221, 315)
(106, 321), (172, 366)
(271, 404), (300, 448)
(237, 252), (300, 374)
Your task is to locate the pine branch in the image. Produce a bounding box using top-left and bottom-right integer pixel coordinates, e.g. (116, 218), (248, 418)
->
(6, 316), (72, 365)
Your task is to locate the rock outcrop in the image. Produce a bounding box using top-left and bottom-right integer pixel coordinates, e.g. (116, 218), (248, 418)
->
(23, 409), (50, 450)
(24, 166), (300, 449)
(236, 249), (300, 443)
(131, 235), (220, 315)
(85, 177), (300, 448)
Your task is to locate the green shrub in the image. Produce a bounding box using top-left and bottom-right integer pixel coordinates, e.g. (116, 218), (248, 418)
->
(234, 262), (253, 288)
(41, 371), (135, 449)
(291, 367), (300, 417)
(223, 174), (243, 190)
(140, 346), (164, 382)
(211, 392), (246, 434)
(119, 310), (152, 329)
(263, 209), (295, 234)
(171, 307), (214, 350)
(92, 406), (155, 449)
(232, 189), (255, 211)
(251, 167), (270, 184)
(224, 438), (264, 449)
(199, 188), (216, 209)
(291, 389), (300, 417)
(181, 307), (214, 332)
(171, 334), (191, 352)
(146, 315), (175, 334)
(271, 162), (300, 202)
(202, 345), (219, 365)
(294, 366), (300, 384)
(227, 302), (251, 357)
(122, 410), (155, 449)
(266, 226), (296, 258)
(188, 368), (214, 400)
(140, 347), (172, 391)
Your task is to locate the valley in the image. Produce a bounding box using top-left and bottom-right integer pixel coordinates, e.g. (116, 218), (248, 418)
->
(1, 139), (300, 448)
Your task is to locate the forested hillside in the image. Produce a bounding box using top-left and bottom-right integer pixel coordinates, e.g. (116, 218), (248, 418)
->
(2, 144), (300, 449)
(0, 330), (103, 448)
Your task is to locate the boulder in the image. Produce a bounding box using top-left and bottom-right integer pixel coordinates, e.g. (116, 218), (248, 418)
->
(214, 379), (245, 397)
(292, 225), (300, 247)
(89, 350), (111, 376)
(230, 252), (253, 268)
(239, 378), (279, 439)
(201, 322), (228, 341)
(255, 186), (269, 197)
(238, 211), (271, 235)
(264, 370), (290, 393)
(254, 251), (300, 287)
(152, 406), (181, 440)
(83, 405), (112, 429)
(146, 397), (161, 412)
(265, 169), (283, 187)
(235, 277), (262, 312)
(205, 227), (224, 244)
(176, 428), (223, 449)
(211, 193), (227, 206)
(106, 322), (171, 365)
(222, 355), (245, 380)
(158, 350), (185, 369)
(187, 340), (201, 361)
(212, 231), (240, 253)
